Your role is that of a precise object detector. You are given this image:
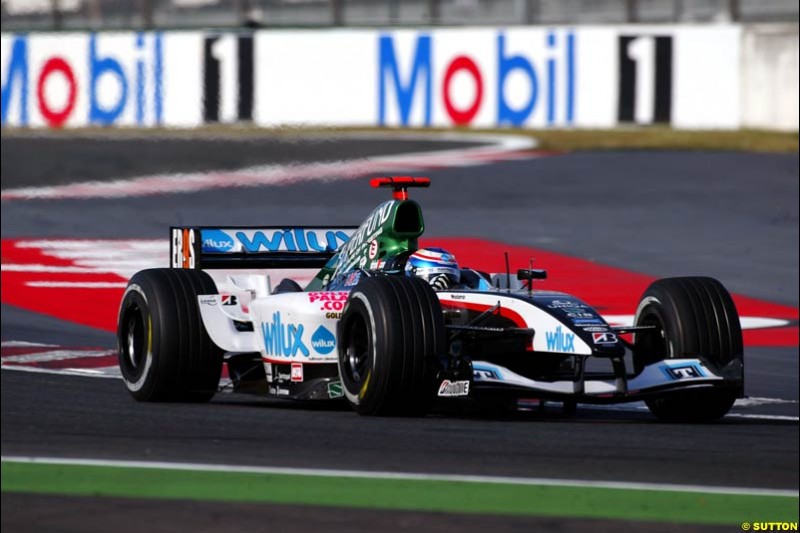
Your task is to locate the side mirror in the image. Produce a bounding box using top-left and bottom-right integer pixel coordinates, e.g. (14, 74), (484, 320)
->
(517, 269), (547, 281)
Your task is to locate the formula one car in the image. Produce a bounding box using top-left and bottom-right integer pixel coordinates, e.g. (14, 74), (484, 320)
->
(117, 177), (744, 422)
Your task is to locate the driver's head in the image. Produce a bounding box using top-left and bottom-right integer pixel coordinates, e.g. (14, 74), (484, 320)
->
(405, 247), (461, 290)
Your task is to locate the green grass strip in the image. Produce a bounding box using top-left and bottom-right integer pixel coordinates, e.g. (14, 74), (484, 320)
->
(2, 461), (797, 525)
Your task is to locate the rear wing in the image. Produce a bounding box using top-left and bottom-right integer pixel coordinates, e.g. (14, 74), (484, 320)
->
(170, 226), (357, 270)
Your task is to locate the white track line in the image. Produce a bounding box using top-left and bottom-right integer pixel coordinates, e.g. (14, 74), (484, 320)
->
(25, 281), (128, 289)
(0, 341), (58, 348)
(576, 402), (799, 421)
(737, 396), (799, 406)
(1, 455), (796, 498)
(1, 133), (538, 201)
(0, 365), (121, 379)
(724, 413), (800, 421)
(1, 264), (105, 273)
(13, 239), (165, 249)
(1, 349), (115, 364)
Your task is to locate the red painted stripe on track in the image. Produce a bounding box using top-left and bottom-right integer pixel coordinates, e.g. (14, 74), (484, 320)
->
(2, 237), (797, 347)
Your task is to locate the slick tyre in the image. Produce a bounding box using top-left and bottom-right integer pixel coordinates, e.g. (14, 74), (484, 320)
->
(633, 277), (743, 422)
(117, 268), (224, 402)
(337, 276), (445, 416)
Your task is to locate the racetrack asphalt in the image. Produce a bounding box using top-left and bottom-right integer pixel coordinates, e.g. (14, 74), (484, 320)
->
(1, 493), (734, 533)
(1, 131), (798, 531)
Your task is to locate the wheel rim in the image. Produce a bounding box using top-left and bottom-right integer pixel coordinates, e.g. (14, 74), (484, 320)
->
(344, 314), (369, 383)
(121, 304), (146, 375)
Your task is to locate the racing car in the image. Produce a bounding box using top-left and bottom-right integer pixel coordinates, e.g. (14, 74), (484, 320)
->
(117, 177), (744, 422)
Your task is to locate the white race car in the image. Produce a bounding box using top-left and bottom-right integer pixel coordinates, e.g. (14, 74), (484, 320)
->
(117, 177), (744, 421)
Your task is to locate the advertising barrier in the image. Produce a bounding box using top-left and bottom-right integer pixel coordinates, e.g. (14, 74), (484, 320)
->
(1, 32), (204, 128)
(2, 25), (797, 130)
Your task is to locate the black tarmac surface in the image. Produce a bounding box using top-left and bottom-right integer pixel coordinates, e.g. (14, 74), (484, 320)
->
(1, 493), (732, 533)
(2, 370), (798, 489)
(1, 132), (798, 531)
(0, 132), (479, 189)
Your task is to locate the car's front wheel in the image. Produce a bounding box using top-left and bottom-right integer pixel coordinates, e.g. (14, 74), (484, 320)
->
(633, 277), (743, 422)
(337, 275), (444, 416)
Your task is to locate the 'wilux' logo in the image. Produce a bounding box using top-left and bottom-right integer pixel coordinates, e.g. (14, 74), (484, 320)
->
(261, 312), (308, 357)
(545, 325), (575, 353)
(311, 326), (336, 355)
(235, 229), (350, 253)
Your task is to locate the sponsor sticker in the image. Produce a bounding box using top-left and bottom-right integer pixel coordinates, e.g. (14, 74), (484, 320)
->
(308, 292), (349, 303)
(544, 325), (575, 353)
(333, 201), (393, 276)
(565, 311), (595, 319)
(311, 325), (336, 355)
(199, 295), (217, 306)
(547, 300), (588, 309)
(662, 363), (705, 380)
(221, 294), (238, 306)
(308, 291), (349, 312)
(368, 239), (378, 259)
(290, 363), (304, 382)
(592, 332), (618, 345)
(201, 229), (236, 253)
(438, 380), (470, 397)
(344, 271), (361, 287)
(234, 229), (350, 253)
(171, 228), (196, 269)
(581, 326), (608, 333)
(572, 318), (603, 325)
(473, 368), (501, 381)
(261, 312), (309, 357)
(327, 381), (344, 398)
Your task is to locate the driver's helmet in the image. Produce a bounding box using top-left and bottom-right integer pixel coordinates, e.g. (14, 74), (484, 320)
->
(405, 247), (461, 290)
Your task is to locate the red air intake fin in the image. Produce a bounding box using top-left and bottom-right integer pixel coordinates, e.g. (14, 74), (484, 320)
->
(370, 176), (431, 200)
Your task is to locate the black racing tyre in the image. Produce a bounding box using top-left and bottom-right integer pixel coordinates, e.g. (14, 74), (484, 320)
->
(337, 276), (445, 416)
(633, 277), (743, 422)
(117, 268), (224, 402)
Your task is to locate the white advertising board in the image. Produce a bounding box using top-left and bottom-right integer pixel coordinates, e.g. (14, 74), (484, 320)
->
(5, 25), (793, 131)
(256, 25), (745, 130)
(1, 32), (204, 128)
(741, 24), (799, 131)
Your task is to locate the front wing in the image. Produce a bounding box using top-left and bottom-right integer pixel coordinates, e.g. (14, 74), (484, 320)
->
(467, 357), (744, 404)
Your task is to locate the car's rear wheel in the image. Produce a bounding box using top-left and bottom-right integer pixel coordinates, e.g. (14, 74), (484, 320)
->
(633, 277), (743, 422)
(117, 268), (224, 402)
(337, 275), (444, 416)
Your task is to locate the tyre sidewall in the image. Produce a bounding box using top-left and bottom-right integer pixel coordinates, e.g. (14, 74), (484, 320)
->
(338, 292), (375, 409)
(633, 294), (685, 370)
(117, 276), (172, 400)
